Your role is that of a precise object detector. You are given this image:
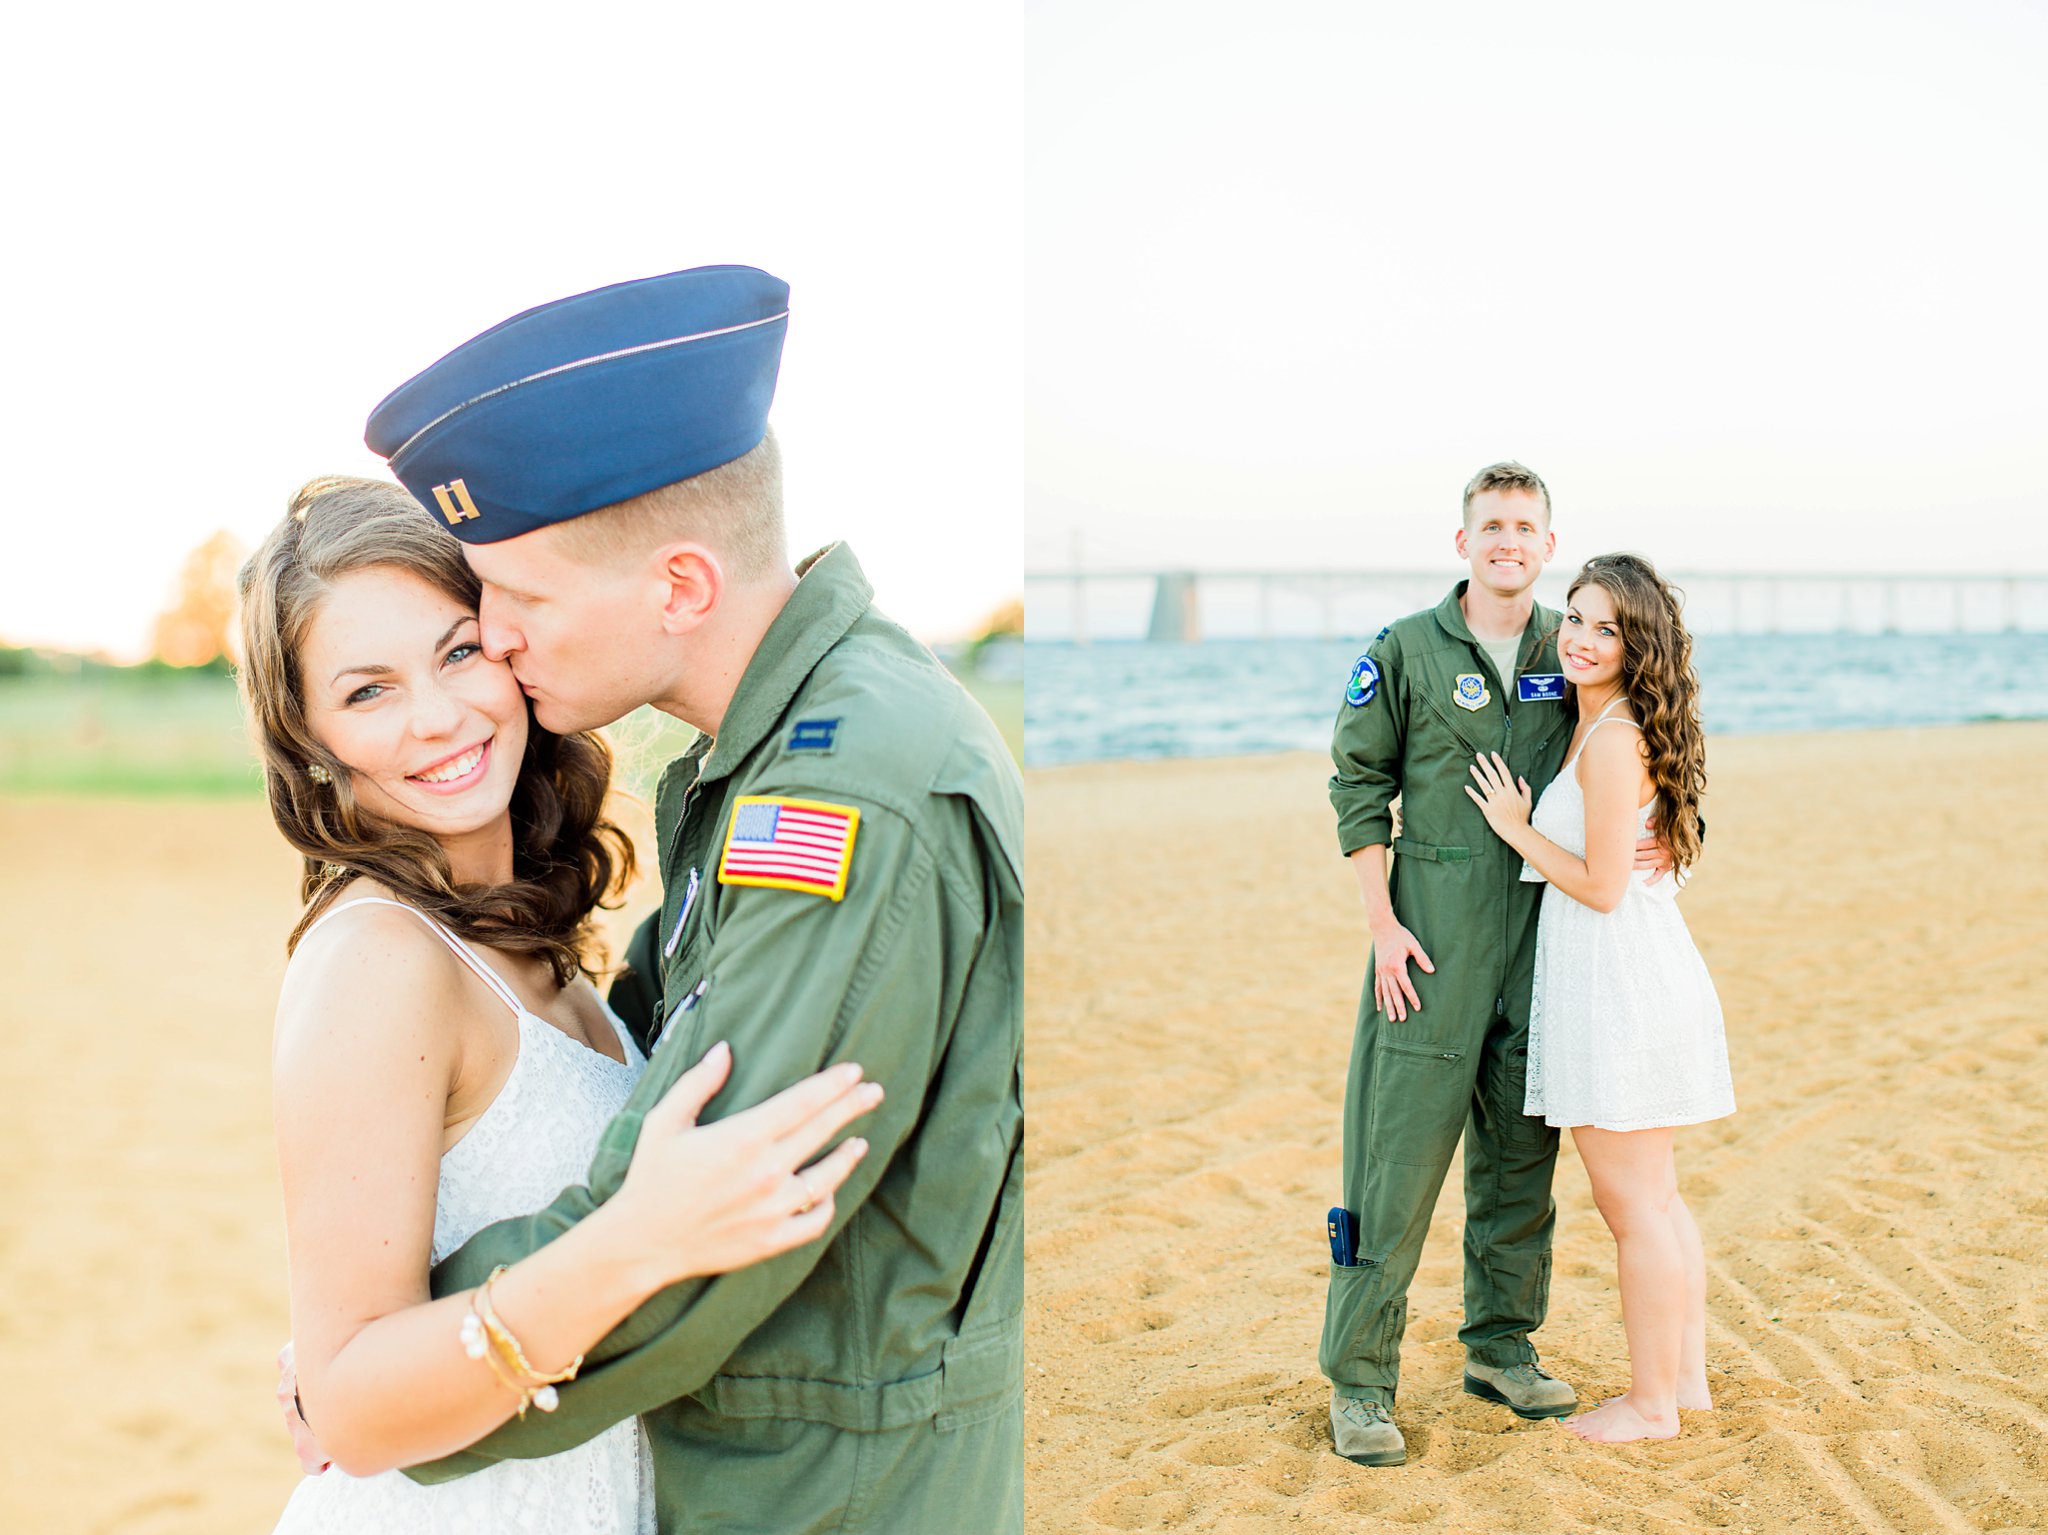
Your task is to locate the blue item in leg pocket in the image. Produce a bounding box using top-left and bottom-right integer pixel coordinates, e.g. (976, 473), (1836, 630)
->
(1328, 1206), (1360, 1266)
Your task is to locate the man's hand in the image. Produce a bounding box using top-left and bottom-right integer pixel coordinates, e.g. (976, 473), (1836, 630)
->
(1370, 920), (1434, 1023)
(1635, 814), (1677, 885)
(276, 1341), (331, 1475)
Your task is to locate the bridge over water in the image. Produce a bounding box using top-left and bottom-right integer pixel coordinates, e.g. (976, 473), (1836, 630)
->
(1023, 569), (2048, 642)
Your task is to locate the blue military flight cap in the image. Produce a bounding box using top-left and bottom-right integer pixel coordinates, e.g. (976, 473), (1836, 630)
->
(364, 265), (789, 543)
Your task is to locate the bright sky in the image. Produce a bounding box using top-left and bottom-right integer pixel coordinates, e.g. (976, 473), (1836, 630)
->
(3, 4), (1020, 660)
(1026, 0), (2047, 583)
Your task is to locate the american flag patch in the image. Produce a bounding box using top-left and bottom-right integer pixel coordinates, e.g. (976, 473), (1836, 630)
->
(716, 795), (860, 901)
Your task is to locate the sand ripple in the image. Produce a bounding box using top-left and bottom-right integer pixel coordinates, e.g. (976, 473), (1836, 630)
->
(1025, 726), (2048, 1534)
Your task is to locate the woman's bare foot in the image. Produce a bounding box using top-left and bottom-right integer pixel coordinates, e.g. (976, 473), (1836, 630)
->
(1563, 1394), (1680, 1443)
(1602, 1381), (1711, 1412)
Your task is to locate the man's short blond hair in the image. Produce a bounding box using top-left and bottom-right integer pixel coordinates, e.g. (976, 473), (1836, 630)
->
(1461, 461), (1551, 526)
(553, 426), (788, 579)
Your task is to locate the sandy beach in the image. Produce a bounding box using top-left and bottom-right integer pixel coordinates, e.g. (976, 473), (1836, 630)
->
(1024, 724), (2048, 1535)
(0, 793), (663, 1533)
(2, 722), (2044, 1532)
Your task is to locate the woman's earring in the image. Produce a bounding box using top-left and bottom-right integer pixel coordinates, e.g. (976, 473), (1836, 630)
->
(306, 762), (333, 786)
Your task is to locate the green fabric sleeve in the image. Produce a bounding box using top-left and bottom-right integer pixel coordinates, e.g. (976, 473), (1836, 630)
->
(1330, 631), (1405, 857)
(405, 795), (954, 1480)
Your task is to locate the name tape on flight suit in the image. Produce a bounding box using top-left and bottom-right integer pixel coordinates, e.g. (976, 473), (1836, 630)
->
(717, 795), (860, 901)
(1517, 673), (1566, 702)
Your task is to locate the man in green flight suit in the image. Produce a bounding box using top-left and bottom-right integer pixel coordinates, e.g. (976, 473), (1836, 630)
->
(1321, 462), (1666, 1467)
(357, 268), (1024, 1532)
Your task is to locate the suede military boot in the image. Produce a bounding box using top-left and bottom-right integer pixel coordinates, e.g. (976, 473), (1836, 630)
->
(1329, 1391), (1406, 1466)
(1462, 1359), (1577, 1419)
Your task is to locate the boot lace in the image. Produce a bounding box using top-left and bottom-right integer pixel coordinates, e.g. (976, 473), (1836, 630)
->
(1338, 1398), (1394, 1425)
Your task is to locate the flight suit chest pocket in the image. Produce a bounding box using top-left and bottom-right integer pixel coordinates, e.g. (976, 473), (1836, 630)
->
(1416, 688), (1495, 766)
(676, 782), (738, 935)
(656, 889), (716, 1054)
(653, 972), (713, 1066)
(654, 821), (722, 1057)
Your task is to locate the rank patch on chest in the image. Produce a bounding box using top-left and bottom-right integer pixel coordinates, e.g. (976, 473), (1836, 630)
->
(1453, 673), (1492, 711)
(1518, 673), (1566, 702)
(717, 795), (860, 901)
(787, 718), (840, 753)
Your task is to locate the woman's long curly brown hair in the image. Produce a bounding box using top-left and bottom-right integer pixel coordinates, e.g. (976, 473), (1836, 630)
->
(1566, 553), (1708, 873)
(236, 476), (635, 984)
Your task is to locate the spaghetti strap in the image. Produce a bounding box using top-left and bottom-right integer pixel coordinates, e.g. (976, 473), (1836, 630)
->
(298, 896), (525, 1017)
(1566, 698), (1642, 769)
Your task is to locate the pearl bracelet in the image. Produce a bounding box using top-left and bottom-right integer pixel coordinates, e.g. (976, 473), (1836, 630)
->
(460, 1265), (584, 1418)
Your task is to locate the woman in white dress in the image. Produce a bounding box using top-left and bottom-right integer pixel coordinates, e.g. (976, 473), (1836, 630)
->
(239, 477), (881, 1532)
(1464, 553), (1733, 1446)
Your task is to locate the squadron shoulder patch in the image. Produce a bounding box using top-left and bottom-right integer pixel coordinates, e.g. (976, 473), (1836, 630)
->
(1345, 654), (1380, 707)
(1453, 673), (1491, 711)
(717, 795), (859, 901)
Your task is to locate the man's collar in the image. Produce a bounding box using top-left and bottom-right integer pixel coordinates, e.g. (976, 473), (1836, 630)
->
(697, 542), (873, 784)
(1437, 579), (1550, 649)
(1435, 582), (1478, 643)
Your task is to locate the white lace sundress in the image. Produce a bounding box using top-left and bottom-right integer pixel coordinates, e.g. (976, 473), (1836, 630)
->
(1518, 707), (1736, 1132)
(273, 898), (655, 1535)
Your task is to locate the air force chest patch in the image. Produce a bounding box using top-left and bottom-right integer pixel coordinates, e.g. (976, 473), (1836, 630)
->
(1518, 673), (1566, 702)
(718, 795), (860, 901)
(1453, 673), (1491, 711)
(1345, 654), (1380, 707)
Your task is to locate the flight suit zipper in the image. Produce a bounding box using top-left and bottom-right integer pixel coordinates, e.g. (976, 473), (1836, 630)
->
(665, 780), (698, 870)
(1500, 706), (1514, 982)
(1472, 628), (1531, 1023)
(1490, 620), (1566, 1030)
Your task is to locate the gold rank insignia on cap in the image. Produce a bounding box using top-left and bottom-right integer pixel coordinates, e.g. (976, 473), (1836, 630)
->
(431, 478), (481, 525)
(718, 795), (860, 901)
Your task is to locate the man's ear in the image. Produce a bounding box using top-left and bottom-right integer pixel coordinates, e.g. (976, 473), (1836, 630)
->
(655, 542), (724, 636)
(1454, 526), (1471, 559)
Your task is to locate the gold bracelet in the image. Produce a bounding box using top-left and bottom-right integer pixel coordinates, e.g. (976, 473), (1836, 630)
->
(460, 1281), (531, 1410)
(462, 1307), (533, 1409)
(463, 1265), (584, 1417)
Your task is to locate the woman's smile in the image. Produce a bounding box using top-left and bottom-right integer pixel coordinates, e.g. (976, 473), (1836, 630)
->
(406, 737), (494, 792)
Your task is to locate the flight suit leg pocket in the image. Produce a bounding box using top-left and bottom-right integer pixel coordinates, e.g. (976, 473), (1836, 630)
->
(934, 1322), (1024, 1433)
(1495, 1043), (1550, 1153)
(1320, 1246), (1396, 1383)
(1369, 1038), (1469, 1167)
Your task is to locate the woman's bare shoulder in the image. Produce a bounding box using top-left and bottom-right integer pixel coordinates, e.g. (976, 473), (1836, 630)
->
(1577, 714), (1648, 772)
(274, 887), (474, 1079)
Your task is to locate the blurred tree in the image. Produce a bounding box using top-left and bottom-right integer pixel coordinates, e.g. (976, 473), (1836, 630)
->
(151, 530), (247, 668)
(976, 597), (1022, 640)
(964, 595), (1024, 677)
